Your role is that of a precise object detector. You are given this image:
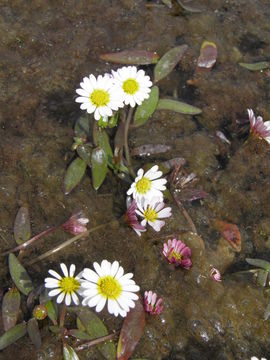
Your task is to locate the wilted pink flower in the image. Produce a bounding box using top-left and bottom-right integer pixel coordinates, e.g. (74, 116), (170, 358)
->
(144, 291), (163, 315)
(125, 199), (146, 237)
(210, 267), (222, 282)
(248, 108), (270, 144)
(62, 212), (89, 235)
(162, 238), (192, 269)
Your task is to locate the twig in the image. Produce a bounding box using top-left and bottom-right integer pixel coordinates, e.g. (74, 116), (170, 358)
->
(172, 191), (198, 234)
(75, 332), (116, 351)
(124, 106), (135, 178)
(28, 220), (118, 265)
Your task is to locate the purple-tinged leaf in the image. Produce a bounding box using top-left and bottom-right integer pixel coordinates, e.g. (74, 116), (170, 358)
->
(27, 318), (42, 349)
(157, 99), (202, 115)
(213, 220), (241, 252)
(64, 158), (87, 195)
(131, 144), (171, 157)
(74, 115), (90, 138)
(133, 86), (159, 127)
(14, 207), (31, 245)
(91, 147), (108, 190)
(100, 50), (159, 65)
(69, 329), (92, 340)
(8, 253), (34, 296)
(178, 188), (208, 202)
(27, 284), (44, 310)
(117, 298), (145, 360)
(160, 157), (186, 174)
(196, 41), (217, 73)
(154, 45), (188, 82)
(0, 322), (27, 350)
(2, 288), (21, 331)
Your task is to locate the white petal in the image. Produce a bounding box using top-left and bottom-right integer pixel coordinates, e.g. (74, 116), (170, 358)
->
(110, 261), (119, 277)
(45, 280), (60, 288)
(60, 263), (68, 277)
(48, 269), (61, 280)
(157, 207), (172, 219)
(56, 292), (65, 304)
(93, 262), (104, 277)
(72, 292), (80, 305)
(101, 260), (111, 276)
(83, 288), (99, 297)
(122, 284), (140, 292)
(69, 264), (76, 277)
(115, 266), (124, 280)
(48, 288), (61, 297)
(107, 299), (117, 314)
(65, 293), (71, 306)
(95, 297), (106, 312)
(83, 268), (99, 283)
(87, 294), (103, 307)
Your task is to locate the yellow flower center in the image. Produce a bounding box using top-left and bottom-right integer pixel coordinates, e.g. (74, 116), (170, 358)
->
(122, 78), (139, 95)
(144, 207), (158, 222)
(169, 250), (182, 261)
(58, 277), (80, 294)
(135, 177), (151, 194)
(90, 89), (110, 107)
(97, 276), (122, 299)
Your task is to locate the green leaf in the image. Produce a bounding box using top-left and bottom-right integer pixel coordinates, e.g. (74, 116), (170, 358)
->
(2, 288), (21, 331)
(133, 86), (159, 127)
(264, 303), (270, 321)
(64, 158), (87, 195)
(14, 207), (31, 245)
(97, 129), (113, 159)
(63, 344), (80, 360)
(246, 258), (270, 272)
(8, 254), (34, 296)
(154, 45), (188, 82)
(74, 115), (90, 138)
(27, 318), (42, 349)
(49, 325), (61, 334)
(117, 298), (145, 360)
(239, 62), (270, 71)
(157, 99), (202, 115)
(100, 50), (159, 65)
(45, 300), (58, 325)
(255, 269), (269, 287)
(74, 307), (116, 360)
(69, 329), (92, 340)
(76, 317), (86, 332)
(91, 148), (108, 190)
(161, 0), (172, 8)
(77, 144), (92, 166)
(176, 0), (204, 12)
(0, 322), (27, 350)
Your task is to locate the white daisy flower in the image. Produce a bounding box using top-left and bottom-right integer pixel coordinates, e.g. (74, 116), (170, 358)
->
(44, 263), (81, 306)
(112, 66), (152, 108)
(75, 74), (124, 121)
(127, 165), (167, 203)
(136, 197), (172, 232)
(80, 260), (140, 317)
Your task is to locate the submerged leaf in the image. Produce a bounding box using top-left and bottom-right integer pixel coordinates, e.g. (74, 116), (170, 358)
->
(246, 258), (270, 272)
(131, 144), (171, 157)
(157, 99), (202, 115)
(69, 329), (92, 340)
(161, 0), (172, 7)
(97, 129), (113, 160)
(100, 50), (159, 65)
(264, 303), (270, 321)
(213, 220), (241, 252)
(196, 41), (218, 72)
(64, 158), (87, 195)
(2, 288), (21, 331)
(77, 144), (92, 166)
(133, 86), (159, 127)
(14, 207), (31, 245)
(176, 0), (204, 13)
(75, 307), (116, 360)
(117, 298), (145, 360)
(63, 344), (80, 360)
(74, 115), (90, 138)
(239, 62), (270, 71)
(254, 269), (269, 287)
(0, 322), (27, 350)
(9, 254), (34, 296)
(45, 300), (58, 325)
(178, 188), (208, 202)
(91, 147), (108, 190)
(154, 45), (188, 82)
(27, 318), (42, 349)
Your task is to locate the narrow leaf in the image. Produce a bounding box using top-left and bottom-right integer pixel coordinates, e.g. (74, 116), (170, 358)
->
(45, 300), (58, 325)
(27, 318), (42, 349)
(9, 254), (34, 296)
(117, 298), (145, 360)
(131, 143), (171, 157)
(264, 303), (270, 321)
(179, 188), (208, 202)
(133, 86), (159, 127)
(239, 62), (270, 71)
(177, 0), (204, 13)
(91, 148), (108, 190)
(2, 288), (21, 331)
(157, 99), (202, 115)
(97, 129), (113, 159)
(196, 41), (218, 72)
(154, 45), (188, 82)
(77, 144), (92, 166)
(246, 258), (270, 272)
(0, 322), (27, 350)
(69, 329), (92, 340)
(254, 269), (269, 287)
(74, 115), (90, 138)
(63, 344), (80, 360)
(14, 207), (31, 245)
(75, 307), (116, 360)
(64, 158), (87, 194)
(100, 50), (159, 65)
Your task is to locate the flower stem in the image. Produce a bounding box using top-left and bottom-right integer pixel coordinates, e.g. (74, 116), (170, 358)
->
(75, 332), (116, 351)
(124, 106), (135, 178)
(59, 303), (66, 328)
(172, 191), (198, 234)
(28, 220), (119, 265)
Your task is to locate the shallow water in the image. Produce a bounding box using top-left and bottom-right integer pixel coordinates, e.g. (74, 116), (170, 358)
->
(1, 0), (270, 359)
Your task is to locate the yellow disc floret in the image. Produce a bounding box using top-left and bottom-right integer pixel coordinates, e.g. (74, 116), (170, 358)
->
(143, 207), (158, 222)
(122, 78), (139, 95)
(58, 277), (80, 294)
(90, 89), (110, 107)
(97, 276), (122, 299)
(135, 176), (151, 194)
(169, 250), (182, 261)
